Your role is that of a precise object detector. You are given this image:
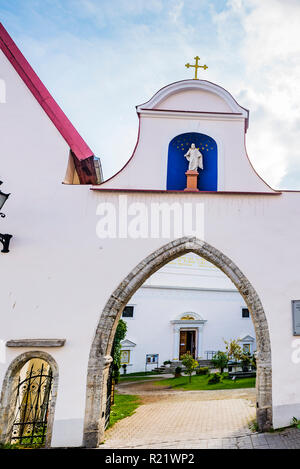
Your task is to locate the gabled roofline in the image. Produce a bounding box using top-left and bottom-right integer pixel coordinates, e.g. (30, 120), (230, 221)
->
(0, 23), (98, 183)
(136, 79), (250, 131)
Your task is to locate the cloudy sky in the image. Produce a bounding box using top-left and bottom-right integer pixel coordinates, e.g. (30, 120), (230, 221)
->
(1, 0), (300, 188)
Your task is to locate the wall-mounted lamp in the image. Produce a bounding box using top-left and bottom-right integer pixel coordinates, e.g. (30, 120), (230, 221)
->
(0, 233), (12, 253)
(0, 187), (10, 217)
(0, 181), (12, 253)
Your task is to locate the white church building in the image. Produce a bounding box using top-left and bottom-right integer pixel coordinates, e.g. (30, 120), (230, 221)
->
(121, 253), (256, 373)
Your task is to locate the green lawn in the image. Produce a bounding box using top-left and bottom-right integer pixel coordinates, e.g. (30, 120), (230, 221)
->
(154, 373), (256, 391)
(120, 371), (159, 377)
(119, 371), (161, 382)
(108, 393), (141, 429)
(119, 376), (159, 382)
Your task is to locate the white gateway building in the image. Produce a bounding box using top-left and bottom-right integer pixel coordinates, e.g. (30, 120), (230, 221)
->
(121, 253), (256, 373)
(3, 22), (300, 445)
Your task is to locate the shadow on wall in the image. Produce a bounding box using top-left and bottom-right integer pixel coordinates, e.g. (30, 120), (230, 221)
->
(167, 132), (218, 191)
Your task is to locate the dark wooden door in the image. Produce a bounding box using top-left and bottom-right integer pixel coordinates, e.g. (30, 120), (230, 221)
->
(180, 331), (187, 358)
(180, 330), (196, 358)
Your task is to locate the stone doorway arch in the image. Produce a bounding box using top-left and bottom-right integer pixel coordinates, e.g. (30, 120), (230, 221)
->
(83, 236), (272, 448)
(0, 351), (59, 448)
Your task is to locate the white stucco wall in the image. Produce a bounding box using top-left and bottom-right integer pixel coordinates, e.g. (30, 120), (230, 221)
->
(0, 49), (93, 447)
(1, 51), (300, 446)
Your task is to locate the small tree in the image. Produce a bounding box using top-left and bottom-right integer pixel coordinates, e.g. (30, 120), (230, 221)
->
(212, 351), (228, 374)
(224, 338), (243, 362)
(112, 319), (127, 383)
(241, 352), (251, 371)
(180, 352), (199, 383)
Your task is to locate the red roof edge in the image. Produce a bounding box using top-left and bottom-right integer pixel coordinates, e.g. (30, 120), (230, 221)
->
(0, 23), (95, 165)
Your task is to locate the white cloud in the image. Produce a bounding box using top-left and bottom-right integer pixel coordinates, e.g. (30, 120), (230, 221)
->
(168, 0), (184, 24)
(212, 0), (300, 188)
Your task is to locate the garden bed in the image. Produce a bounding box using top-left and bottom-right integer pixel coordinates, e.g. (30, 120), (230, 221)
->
(153, 373), (256, 391)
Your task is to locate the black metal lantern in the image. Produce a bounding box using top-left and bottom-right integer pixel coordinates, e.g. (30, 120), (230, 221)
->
(0, 190), (10, 217)
(0, 180), (12, 252)
(0, 233), (12, 253)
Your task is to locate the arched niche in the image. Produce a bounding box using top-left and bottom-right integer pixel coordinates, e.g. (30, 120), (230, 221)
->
(166, 132), (218, 191)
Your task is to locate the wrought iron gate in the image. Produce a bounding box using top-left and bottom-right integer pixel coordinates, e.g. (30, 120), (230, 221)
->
(11, 363), (53, 446)
(105, 361), (115, 429)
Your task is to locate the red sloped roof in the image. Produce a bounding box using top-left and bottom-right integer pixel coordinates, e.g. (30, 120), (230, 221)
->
(0, 23), (94, 162)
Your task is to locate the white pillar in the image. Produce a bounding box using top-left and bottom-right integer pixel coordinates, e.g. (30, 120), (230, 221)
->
(173, 325), (180, 361)
(197, 325), (203, 359)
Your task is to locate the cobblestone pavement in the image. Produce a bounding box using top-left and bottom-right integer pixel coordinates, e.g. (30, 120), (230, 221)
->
(99, 380), (300, 449)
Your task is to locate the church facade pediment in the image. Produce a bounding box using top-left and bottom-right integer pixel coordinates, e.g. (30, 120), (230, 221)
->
(95, 79), (277, 194)
(240, 334), (255, 343)
(120, 339), (136, 348)
(136, 80), (249, 121)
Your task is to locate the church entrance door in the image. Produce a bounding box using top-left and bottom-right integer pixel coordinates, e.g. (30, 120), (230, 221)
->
(179, 330), (196, 358)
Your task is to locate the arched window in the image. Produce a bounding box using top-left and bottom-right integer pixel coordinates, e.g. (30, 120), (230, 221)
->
(167, 132), (218, 191)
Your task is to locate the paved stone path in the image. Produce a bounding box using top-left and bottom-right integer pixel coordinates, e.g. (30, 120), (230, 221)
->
(99, 379), (300, 449)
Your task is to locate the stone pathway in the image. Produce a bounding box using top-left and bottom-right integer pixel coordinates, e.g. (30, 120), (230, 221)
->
(99, 379), (300, 449)
(100, 429), (300, 449)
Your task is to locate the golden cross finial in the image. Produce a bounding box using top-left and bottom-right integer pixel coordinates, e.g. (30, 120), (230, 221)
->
(185, 56), (208, 80)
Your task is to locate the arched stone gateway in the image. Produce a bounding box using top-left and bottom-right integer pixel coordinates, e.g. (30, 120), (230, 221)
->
(83, 237), (272, 448)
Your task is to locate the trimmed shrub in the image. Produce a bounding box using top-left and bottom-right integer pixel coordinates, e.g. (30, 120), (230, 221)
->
(196, 367), (209, 375)
(208, 372), (222, 384)
(211, 351), (228, 373)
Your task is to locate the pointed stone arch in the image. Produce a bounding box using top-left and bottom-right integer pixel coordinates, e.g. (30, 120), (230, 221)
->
(83, 236), (272, 447)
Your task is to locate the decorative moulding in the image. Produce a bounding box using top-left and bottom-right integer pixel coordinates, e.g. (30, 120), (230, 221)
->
(6, 339), (66, 348)
(174, 311), (205, 321)
(121, 339), (137, 348)
(240, 335), (255, 343)
(136, 79), (249, 122)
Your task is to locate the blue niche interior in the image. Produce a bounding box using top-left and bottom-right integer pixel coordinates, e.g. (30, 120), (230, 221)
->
(166, 132), (218, 191)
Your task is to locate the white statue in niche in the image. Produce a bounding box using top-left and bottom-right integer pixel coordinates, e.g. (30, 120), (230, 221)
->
(184, 143), (203, 171)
